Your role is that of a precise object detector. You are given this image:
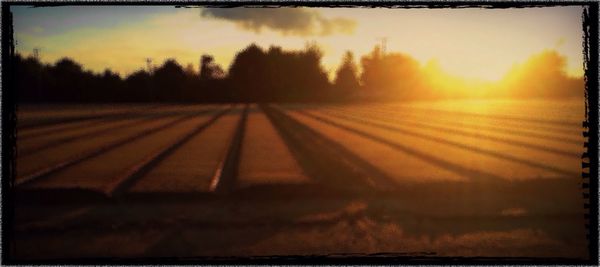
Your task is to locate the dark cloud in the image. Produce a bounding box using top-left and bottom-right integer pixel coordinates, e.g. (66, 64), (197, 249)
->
(200, 8), (356, 36)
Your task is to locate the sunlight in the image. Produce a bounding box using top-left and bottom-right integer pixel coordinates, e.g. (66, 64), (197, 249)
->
(12, 6), (584, 83)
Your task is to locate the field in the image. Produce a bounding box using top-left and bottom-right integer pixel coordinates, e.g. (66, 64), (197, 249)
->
(11, 99), (589, 260)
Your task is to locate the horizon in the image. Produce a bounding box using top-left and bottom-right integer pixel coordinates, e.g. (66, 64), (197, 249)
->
(12, 5), (585, 82)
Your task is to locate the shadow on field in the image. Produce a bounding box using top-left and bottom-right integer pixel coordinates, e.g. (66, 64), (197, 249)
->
(10, 104), (588, 260)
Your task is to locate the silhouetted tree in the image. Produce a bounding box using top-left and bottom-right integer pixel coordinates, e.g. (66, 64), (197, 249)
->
(227, 43), (330, 102)
(48, 58), (87, 102)
(124, 69), (152, 102)
(15, 54), (47, 102)
(295, 42), (331, 101)
(200, 55), (225, 80)
(98, 69), (123, 102)
(152, 59), (187, 101)
(498, 50), (584, 99)
(13, 44), (582, 104)
(184, 63), (196, 77)
(333, 51), (360, 98)
(360, 46), (383, 92)
(227, 43), (267, 101)
(360, 45), (426, 100)
(195, 54), (225, 102)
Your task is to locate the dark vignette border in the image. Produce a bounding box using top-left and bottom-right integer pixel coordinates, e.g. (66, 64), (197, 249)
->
(1, 1), (17, 265)
(1, 0), (598, 265)
(582, 2), (599, 266)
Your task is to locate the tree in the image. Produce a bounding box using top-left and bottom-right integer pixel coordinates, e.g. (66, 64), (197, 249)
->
(227, 43), (267, 101)
(200, 55), (225, 80)
(50, 58), (87, 102)
(124, 69), (152, 102)
(99, 69), (123, 102)
(333, 51), (360, 95)
(499, 50), (584, 98)
(152, 59), (187, 101)
(360, 45), (425, 100)
(227, 43), (330, 102)
(360, 45), (383, 91)
(14, 43), (337, 103)
(184, 63), (196, 77)
(15, 54), (46, 102)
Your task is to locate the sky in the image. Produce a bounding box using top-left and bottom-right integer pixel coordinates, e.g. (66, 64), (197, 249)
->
(11, 5), (585, 81)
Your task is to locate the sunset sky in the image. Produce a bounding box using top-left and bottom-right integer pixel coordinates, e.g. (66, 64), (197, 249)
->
(11, 5), (585, 81)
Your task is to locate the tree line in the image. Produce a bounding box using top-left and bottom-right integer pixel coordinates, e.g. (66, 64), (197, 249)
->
(14, 43), (361, 103)
(13, 43), (583, 103)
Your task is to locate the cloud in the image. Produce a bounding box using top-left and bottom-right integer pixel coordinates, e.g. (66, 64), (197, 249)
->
(200, 7), (356, 36)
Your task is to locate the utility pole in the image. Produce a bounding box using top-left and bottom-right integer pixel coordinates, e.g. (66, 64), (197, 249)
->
(33, 47), (40, 59)
(33, 47), (42, 100)
(376, 37), (387, 56)
(145, 58), (153, 73)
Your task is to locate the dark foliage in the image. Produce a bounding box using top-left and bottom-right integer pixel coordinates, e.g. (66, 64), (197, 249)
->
(226, 43), (332, 102)
(14, 43), (340, 103)
(333, 51), (360, 100)
(13, 44), (583, 103)
(359, 46), (428, 101)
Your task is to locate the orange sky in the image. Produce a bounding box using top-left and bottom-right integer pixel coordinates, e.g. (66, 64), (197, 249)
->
(12, 6), (585, 81)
